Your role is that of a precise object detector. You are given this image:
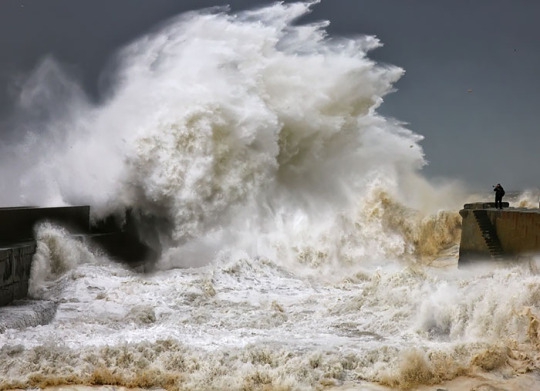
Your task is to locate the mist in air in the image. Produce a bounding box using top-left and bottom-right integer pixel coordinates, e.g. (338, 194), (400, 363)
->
(0, 1), (465, 269)
(5, 4), (538, 391)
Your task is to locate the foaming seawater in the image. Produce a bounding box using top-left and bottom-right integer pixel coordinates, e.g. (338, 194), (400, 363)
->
(0, 300), (57, 333)
(3, 252), (540, 390)
(4, 2), (540, 391)
(512, 188), (540, 208)
(0, 0), (467, 271)
(14, 373), (540, 391)
(28, 223), (107, 299)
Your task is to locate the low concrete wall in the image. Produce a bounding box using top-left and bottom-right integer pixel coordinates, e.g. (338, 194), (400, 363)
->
(459, 203), (540, 264)
(0, 206), (89, 306)
(0, 242), (36, 307)
(0, 206), (90, 245)
(0, 205), (155, 307)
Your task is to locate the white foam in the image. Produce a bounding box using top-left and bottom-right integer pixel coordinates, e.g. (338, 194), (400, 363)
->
(2, 2), (535, 390)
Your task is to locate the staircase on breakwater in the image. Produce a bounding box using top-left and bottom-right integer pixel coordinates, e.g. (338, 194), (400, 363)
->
(458, 202), (540, 264)
(472, 209), (505, 260)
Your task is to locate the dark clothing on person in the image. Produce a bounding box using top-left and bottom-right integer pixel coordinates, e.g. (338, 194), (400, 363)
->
(494, 184), (505, 209)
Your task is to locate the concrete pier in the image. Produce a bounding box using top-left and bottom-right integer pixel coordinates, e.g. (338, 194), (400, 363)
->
(0, 206), (154, 306)
(0, 206), (90, 245)
(0, 242), (36, 306)
(459, 202), (540, 264)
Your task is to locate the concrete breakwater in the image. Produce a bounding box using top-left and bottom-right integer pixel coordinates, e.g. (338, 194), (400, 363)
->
(0, 242), (36, 307)
(459, 202), (540, 264)
(0, 206), (154, 307)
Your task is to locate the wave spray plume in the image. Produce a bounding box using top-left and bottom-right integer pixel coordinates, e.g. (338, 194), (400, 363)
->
(0, 2), (463, 271)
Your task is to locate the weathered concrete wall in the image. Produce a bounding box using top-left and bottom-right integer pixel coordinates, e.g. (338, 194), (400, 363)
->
(459, 208), (489, 261)
(0, 206), (90, 245)
(459, 202), (540, 264)
(0, 205), (156, 307)
(0, 206), (89, 306)
(494, 210), (540, 254)
(0, 242), (36, 307)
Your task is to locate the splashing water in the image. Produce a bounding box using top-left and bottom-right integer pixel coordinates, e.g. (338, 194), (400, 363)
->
(0, 1), (464, 270)
(4, 3), (539, 391)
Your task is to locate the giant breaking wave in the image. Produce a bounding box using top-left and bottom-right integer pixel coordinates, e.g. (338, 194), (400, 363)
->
(0, 2), (463, 271)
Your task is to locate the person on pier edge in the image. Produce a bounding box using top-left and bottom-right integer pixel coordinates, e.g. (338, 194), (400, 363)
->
(493, 183), (505, 209)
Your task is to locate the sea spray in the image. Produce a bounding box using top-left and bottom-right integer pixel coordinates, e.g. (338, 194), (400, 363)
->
(3, 3), (533, 391)
(28, 223), (102, 299)
(0, 2), (464, 270)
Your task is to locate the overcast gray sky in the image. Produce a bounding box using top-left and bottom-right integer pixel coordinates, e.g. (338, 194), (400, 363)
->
(1, 0), (539, 192)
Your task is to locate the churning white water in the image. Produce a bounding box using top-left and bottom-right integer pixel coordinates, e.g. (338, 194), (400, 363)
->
(2, 2), (540, 390)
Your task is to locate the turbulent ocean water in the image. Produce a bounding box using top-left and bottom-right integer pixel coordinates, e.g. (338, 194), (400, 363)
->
(2, 2), (540, 390)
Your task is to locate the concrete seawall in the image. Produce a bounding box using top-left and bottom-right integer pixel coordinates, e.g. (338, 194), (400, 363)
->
(459, 202), (540, 264)
(0, 242), (36, 306)
(0, 206), (155, 307)
(0, 206), (90, 245)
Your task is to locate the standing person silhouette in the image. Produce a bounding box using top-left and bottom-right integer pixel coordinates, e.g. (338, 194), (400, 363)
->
(494, 183), (505, 209)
